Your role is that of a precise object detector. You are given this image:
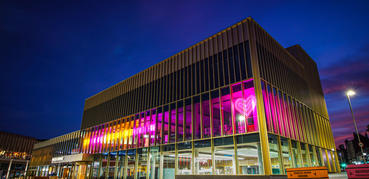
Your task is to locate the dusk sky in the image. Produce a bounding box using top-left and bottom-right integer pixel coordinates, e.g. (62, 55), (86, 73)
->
(1, 0), (368, 147)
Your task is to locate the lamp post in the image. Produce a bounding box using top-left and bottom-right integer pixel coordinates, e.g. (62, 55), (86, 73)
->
(346, 90), (366, 163)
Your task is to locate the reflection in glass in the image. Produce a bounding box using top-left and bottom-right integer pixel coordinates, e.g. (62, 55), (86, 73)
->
(237, 143), (262, 174)
(156, 108), (163, 145)
(177, 101), (184, 142)
(214, 137), (234, 175)
(193, 96), (201, 139)
(144, 112), (150, 147)
(315, 147), (322, 166)
(211, 90), (221, 137)
(309, 145), (318, 166)
(127, 150), (136, 179)
(184, 99), (192, 140)
(137, 148), (148, 179)
(163, 145), (175, 179)
(163, 106), (169, 144)
(300, 143), (309, 167)
(170, 103), (176, 143)
(221, 87), (233, 136)
(243, 81), (258, 132)
(202, 93), (211, 138)
(194, 140), (212, 175)
(150, 110), (156, 146)
(177, 142), (192, 175)
(281, 138), (292, 173)
(237, 134), (263, 175)
(291, 141), (301, 168)
(149, 147), (160, 179)
(117, 151), (126, 178)
(269, 135), (281, 174)
(232, 83), (246, 134)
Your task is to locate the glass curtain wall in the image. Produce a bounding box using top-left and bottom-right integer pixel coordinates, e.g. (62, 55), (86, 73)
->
(108, 153), (116, 178)
(149, 147), (160, 179)
(291, 141), (301, 168)
(117, 151), (126, 178)
(309, 145), (318, 167)
(194, 140), (212, 175)
(162, 145), (175, 179)
(202, 93), (211, 138)
(211, 90), (221, 137)
(214, 137), (235, 175)
(184, 99), (192, 140)
(280, 138), (292, 174)
(137, 148), (149, 179)
(236, 134), (263, 175)
(268, 135), (281, 174)
(177, 142), (192, 175)
(82, 79), (260, 153)
(78, 76), (338, 177)
(300, 143), (309, 167)
(220, 87), (233, 136)
(126, 150), (136, 179)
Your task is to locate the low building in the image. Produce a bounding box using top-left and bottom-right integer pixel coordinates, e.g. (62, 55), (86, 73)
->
(28, 130), (92, 178)
(0, 131), (39, 178)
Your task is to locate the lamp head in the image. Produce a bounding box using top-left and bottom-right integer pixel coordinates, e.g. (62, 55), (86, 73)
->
(346, 90), (356, 97)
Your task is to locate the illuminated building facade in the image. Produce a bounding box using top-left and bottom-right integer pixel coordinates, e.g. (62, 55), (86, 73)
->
(27, 131), (86, 178)
(0, 131), (39, 178)
(30, 17), (339, 178)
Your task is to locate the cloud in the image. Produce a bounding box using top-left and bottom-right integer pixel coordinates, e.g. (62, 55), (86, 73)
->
(320, 45), (369, 96)
(320, 44), (369, 147)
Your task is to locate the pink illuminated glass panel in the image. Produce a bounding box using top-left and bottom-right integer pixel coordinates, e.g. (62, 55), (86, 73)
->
(144, 112), (150, 147)
(193, 96), (201, 139)
(170, 103), (176, 143)
(211, 90), (221, 137)
(177, 101), (184, 142)
(221, 87), (233, 136)
(185, 99), (192, 140)
(232, 83), (246, 134)
(269, 86), (279, 134)
(243, 80), (258, 132)
(150, 110), (156, 146)
(202, 93), (211, 138)
(163, 106), (169, 144)
(156, 108), (163, 145)
(261, 82), (273, 133)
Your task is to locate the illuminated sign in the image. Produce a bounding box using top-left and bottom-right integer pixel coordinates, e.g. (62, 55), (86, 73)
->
(51, 157), (64, 162)
(234, 96), (256, 117)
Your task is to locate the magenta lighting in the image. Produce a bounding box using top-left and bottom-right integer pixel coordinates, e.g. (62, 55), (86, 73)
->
(234, 96), (256, 117)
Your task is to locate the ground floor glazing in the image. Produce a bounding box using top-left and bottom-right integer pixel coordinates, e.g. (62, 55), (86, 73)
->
(30, 133), (339, 178)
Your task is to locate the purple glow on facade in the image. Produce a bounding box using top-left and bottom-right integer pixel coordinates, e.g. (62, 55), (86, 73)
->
(234, 96), (256, 118)
(83, 80), (262, 153)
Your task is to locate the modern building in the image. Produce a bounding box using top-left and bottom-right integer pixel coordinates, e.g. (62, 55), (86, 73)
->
(30, 17), (339, 178)
(27, 130), (90, 178)
(0, 131), (39, 178)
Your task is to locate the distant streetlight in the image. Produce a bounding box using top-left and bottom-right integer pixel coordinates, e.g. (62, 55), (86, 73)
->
(346, 89), (366, 163)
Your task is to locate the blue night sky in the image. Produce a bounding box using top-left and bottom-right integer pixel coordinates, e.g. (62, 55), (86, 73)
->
(1, 0), (368, 146)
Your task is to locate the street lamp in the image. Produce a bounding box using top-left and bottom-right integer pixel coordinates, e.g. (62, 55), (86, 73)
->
(346, 89), (366, 163)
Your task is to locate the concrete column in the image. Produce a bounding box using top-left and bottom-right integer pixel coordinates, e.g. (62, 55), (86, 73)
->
(146, 148), (151, 179)
(56, 164), (61, 177)
(106, 153), (111, 179)
(24, 160), (29, 176)
(6, 159), (13, 179)
(160, 150), (164, 179)
(36, 166), (40, 176)
(114, 152), (119, 179)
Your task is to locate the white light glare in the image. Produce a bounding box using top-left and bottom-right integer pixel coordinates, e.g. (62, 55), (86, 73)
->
(346, 90), (356, 97)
